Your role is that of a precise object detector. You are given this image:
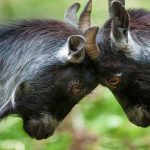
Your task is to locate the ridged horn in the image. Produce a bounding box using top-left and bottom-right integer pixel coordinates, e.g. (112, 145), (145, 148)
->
(64, 3), (80, 27)
(78, 0), (92, 33)
(84, 26), (100, 61)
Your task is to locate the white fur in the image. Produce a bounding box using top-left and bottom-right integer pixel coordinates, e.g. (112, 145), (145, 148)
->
(111, 31), (150, 62)
(127, 33), (150, 61)
(115, 73), (123, 77)
(55, 42), (69, 62)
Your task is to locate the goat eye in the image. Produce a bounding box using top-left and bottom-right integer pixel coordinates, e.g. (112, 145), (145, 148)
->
(107, 77), (121, 86)
(71, 83), (82, 96)
(68, 81), (87, 97)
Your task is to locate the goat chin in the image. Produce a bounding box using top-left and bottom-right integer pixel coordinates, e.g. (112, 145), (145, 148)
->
(23, 113), (60, 140)
(127, 105), (150, 127)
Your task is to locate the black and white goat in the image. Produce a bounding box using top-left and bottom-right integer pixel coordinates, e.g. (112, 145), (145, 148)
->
(0, 1), (99, 140)
(84, 0), (150, 127)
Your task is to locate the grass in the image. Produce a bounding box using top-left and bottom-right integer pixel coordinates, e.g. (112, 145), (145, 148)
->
(0, 0), (149, 150)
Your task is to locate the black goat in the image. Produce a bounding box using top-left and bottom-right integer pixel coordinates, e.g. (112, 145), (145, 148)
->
(0, 1), (99, 140)
(84, 0), (150, 128)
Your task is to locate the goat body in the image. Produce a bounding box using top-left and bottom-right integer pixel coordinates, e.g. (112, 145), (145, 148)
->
(93, 1), (150, 127)
(0, 19), (97, 140)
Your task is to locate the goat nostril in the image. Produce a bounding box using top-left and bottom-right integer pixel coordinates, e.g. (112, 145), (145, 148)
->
(44, 130), (54, 139)
(44, 133), (50, 139)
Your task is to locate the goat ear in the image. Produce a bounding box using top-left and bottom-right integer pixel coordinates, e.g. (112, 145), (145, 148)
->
(67, 35), (85, 63)
(111, 1), (129, 49)
(108, 0), (125, 16)
(64, 3), (80, 28)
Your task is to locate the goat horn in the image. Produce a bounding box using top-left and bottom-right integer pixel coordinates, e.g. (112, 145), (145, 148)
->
(78, 0), (92, 33)
(84, 26), (100, 61)
(64, 3), (80, 27)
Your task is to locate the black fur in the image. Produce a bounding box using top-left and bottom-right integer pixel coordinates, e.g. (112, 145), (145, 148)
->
(0, 20), (98, 139)
(95, 7), (150, 127)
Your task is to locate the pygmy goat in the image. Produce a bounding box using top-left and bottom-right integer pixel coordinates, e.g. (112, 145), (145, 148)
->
(85, 0), (150, 127)
(0, 1), (98, 140)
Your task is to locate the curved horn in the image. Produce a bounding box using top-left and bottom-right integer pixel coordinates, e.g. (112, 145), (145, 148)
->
(108, 0), (125, 16)
(84, 26), (100, 61)
(64, 3), (80, 27)
(78, 0), (92, 33)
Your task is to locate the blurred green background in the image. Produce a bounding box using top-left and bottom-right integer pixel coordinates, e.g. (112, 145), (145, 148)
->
(0, 0), (150, 150)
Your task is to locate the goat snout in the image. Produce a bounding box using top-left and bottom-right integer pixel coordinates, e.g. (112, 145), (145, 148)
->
(127, 105), (150, 127)
(23, 113), (59, 140)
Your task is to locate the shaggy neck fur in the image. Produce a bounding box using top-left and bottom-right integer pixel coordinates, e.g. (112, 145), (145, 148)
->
(0, 20), (80, 111)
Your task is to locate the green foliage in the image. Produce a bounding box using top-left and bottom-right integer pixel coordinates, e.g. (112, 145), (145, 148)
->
(0, 0), (150, 150)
